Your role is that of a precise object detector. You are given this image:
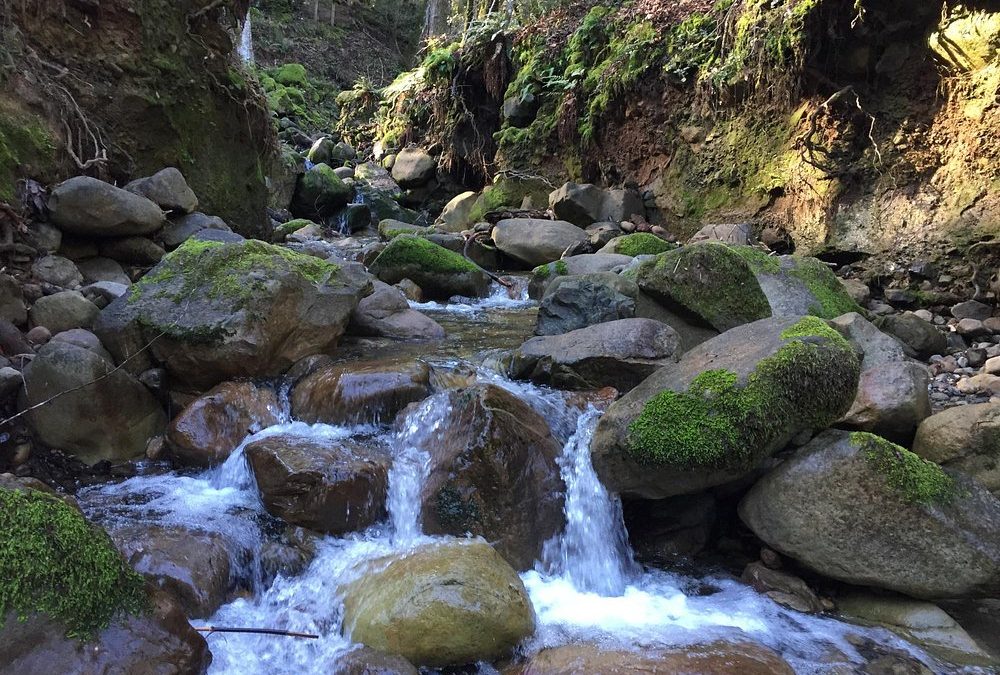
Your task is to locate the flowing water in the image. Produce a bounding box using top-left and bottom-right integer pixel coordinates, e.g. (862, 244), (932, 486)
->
(77, 285), (973, 674)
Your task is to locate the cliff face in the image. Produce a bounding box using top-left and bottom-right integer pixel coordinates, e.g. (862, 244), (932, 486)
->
(0, 0), (275, 237)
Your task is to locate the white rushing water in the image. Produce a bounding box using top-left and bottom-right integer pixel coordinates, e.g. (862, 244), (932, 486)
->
(76, 293), (957, 674)
(237, 9), (254, 64)
(409, 279), (533, 314)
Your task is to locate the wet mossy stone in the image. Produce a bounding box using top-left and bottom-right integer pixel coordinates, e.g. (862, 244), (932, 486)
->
(605, 232), (676, 257)
(0, 486), (147, 639)
(637, 242), (772, 332)
(274, 63), (308, 86)
(369, 235), (489, 300)
(592, 316), (861, 498)
(291, 163), (354, 221)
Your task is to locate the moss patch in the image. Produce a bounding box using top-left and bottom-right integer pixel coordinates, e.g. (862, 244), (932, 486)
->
(0, 487), (147, 639)
(787, 257), (862, 319)
(371, 235), (478, 275)
(731, 246), (782, 274)
(628, 318), (858, 469)
(615, 233), (676, 257)
(0, 105), (55, 202)
(851, 432), (958, 506)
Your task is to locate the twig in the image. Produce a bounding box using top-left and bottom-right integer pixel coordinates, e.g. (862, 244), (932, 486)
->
(195, 626), (319, 639)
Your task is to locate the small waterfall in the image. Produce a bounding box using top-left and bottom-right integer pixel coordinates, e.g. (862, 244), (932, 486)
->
(540, 407), (637, 595)
(238, 9), (254, 64)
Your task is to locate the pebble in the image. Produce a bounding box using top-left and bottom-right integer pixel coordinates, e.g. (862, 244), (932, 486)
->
(913, 309), (934, 322)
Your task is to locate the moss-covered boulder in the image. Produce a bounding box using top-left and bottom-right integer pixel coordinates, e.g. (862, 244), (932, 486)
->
(341, 540), (535, 668)
(467, 175), (551, 223)
(369, 235), (489, 300)
(636, 242), (772, 332)
(291, 163), (354, 221)
(732, 247), (862, 319)
(96, 238), (371, 389)
(739, 430), (1000, 599)
(591, 316), (861, 498)
(598, 232), (676, 257)
(528, 253), (632, 300)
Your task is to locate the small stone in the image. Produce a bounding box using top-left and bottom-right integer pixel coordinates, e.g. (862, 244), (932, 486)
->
(145, 436), (166, 460)
(984, 356), (1000, 375)
(25, 326), (52, 346)
(884, 288), (917, 307)
(985, 317), (1000, 334)
(31, 255), (83, 289)
(28, 291), (100, 333)
(914, 309), (934, 322)
(951, 300), (993, 321)
(957, 356), (969, 368)
(957, 318), (989, 338)
(395, 279), (423, 303)
(967, 348), (988, 368)
(909, 260), (936, 279)
(761, 548), (782, 570)
(869, 302), (894, 315)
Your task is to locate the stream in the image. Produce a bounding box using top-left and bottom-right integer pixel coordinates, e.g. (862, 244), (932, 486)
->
(76, 282), (966, 674)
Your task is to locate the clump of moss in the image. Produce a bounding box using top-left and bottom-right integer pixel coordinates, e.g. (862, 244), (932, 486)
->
(628, 317), (859, 469)
(273, 218), (318, 240)
(371, 235), (478, 275)
(554, 259), (569, 276)
(731, 246), (782, 274)
(615, 233), (676, 257)
(851, 432), (957, 505)
(788, 257), (863, 319)
(0, 487), (147, 639)
(274, 63), (308, 86)
(533, 264), (551, 281)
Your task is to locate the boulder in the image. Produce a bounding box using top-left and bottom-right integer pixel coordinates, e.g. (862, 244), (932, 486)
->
(31, 255), (82, 288)
(548, 182), (643, 227)
(688, 222), (753, 245)
(636, 243), (772, 332)
(535, 272), (636, 336)
(528, 253), (632, 300)
(492, 218), (588, 268)
(291, 163), (354, 220)
(47, 176), (165, 237)
(291, 360), (431, 426)
(20, 342), (165, 464)
(739, 429), (1000, 599)
(830, 312), (906, 370)
(840, 362), (931, 444)
(50, 328), (112, 361)
(0, 274), (26, 325)
(369, 235), (489, 300)
(98, 236), (166, 266)
(602, 188), (645, 223)
(349, 280), (445, 340)
(336, 203), (373, 233)
(341, 540), (535, 668)
(511, 318), (680, 391)
(125, 168), (199, 214)
(110, 525), (232, 618)
(167, 381), (281, 467)
(99, 238), (370, 389)
(29, 290), (100, 333)
(912, 403), (1000, 495)
(875, 312), (948, 359)
(597, 232), (674, 257)
(840, 278), (872, 305)
(623, 493), (718, 561)
(31, 222), (63, 254)
(377, 219), (429, 240)
(952, 300), (993, 321)
(391, 148), (437, 189)
(734, 248), (862, 319)
(415, 385), (564, 570)
(82, 281), (129, 306)
(592, 316), (860, 498)
(161, 212), (231, 249)
(245, 434), (389, 535)
(0, 319), (33, 356)
(76, 257), (132, 286)
(437, 191), (478, 233)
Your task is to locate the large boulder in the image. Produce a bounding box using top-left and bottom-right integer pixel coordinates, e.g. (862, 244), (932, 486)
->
(912, 402), (1000, 495)
(840, 362), (931, 444)
(245, 433), (389, 535)
(368, 235), (489, 300)
(391, 148), (437, 189)
(21, 342), (165, 465)
(161, 212), (231, 250)
(597, 232), (675, 257)
(436, 191), (478, 233)
(511, 318), (680, 391)
(875, 312), (948, 359)
(76, 257), (132, 286)
(291, 163), (354, 220)
(548, 182), (644, 227)
(167, 381), (281, 467)
(536, 272), (636, 336)
(291, 360), (431, 425)
(417, 385), (565, 570)
(349, 280), (445, 340)
(830, 312), (907, 370)
(592, 316), (861, 498)
(529, 253), (632, 300)
(740, 429), (1000, 599)
(492, 219), (588, 268)
(734, 247), (861, 319)
(341, 540), (535, 668)
(47, 176), (165, 237)
(636, 243), (772, 332)
(98, 238), (370, 389)
(125, 167), (199, 215)
(688, 222), (753, 245)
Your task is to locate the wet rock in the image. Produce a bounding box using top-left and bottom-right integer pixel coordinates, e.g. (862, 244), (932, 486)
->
(291, 360), (431, 425)
(742, 562), (823, 613)
(740, 429), (1000, 599)
(50, 328), (112, 361)
(511, 318), (679, 391)
(98, 236), (166, 266)
(391, 148), (437, 189)
(167, 381), (281, 468)
(76, 257), (132, 286)
(291, 163), (354, 220)
(103, 238), (369, 389)
(418, 384), (565, 570)
(110, 525), (232, 618)
(912, 402), (1000, 495)
(349, 280), (445, 340)
(492, 218), (588, 268)
(48, 176), (165, 237)
(246, 434), (389, 535)
(341, 539), (534, 668)
(125, 167), (199, 215)
(513, 641), (794, 674)
(636, 243), (772, 332)
(840, 362), (932, 444)
(20, 342), (165, 464)
(161, 212), (231, 249)
(528, 253), (632, 300)
(337, 203), (372, 233)
(31, 255), (82, 288)
(436, 191), (478, 233)
(335, 647), (419, 675)
(28, 290), (100, 334)
(830, 312), (907, 371)
(0, 274), (26, 325)
(369, 235), (489, 300)
(688, 222), (752, 245)
(875, 312), (948, 359)
(593, 316), (860, 498)
(952, 300), (993, 322)
(535, 272), (636, 336)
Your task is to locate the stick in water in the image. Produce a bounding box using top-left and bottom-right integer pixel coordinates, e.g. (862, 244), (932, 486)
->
(195, 626), (319, 639)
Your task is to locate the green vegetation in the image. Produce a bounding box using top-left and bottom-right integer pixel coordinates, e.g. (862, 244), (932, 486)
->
(467, 176), (550, 222)
(614, 233), (675, 257)
(628, 316), (859, 469)
(273, 218), (317, 240)
(731, 246), (782, 274)
(274, 63), (308, 86)
(851, 432), (957, 506)
(0, 106), (55, 202)
(788, 257), (863, 319)
(0, 487), (147, 639)
(371, 235), (478, 274)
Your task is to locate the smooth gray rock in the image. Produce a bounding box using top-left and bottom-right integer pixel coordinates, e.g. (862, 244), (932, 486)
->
(831, 312), (907, 371)
(840, 361), (932, 444)
(28, 291), (100, 333)
(349, 280), (445, 340)
(492, 218), (587, 268)
(390, 148), (437, 189)
(76, 257), (132, 286)
(48, 176), (165, 237)
(31, 255), (82, 289)
(913, 403), (1000, 496)
(125, 168), (198, 214)
(876, 312), (948, 359)
(161, 213), (230, 249)
(528, 253), (633, 300)
(98, 237), (166, 266)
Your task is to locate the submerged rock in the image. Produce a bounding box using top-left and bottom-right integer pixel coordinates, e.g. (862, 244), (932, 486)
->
(48, 176), (165, 237)
(492, 218), (588, 268)
(592, 316), (860, 498)
(341, 540), (535, 668)
(349, 280), (445, 340)
(740, 430), (1000, 599)
(514, 641), (793, 674)
(369, 235), (488, 300)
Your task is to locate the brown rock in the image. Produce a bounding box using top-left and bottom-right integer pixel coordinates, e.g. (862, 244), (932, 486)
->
(742, 561), (823, 613)
(840, 362), (931, 444)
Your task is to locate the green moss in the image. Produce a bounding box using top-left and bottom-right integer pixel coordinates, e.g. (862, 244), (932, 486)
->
(628, 323), (859, 469)
(273, 218), (317, 239)
(371, 235), (478, 275)
(0, 107), (55, 202)
(533, 264), (551, 280)
(779, 315), (842, 341)
(788, 257), (863, 319)
(615, 233), (675, 257)
(731, 246), (782, 274)
(274, 63), (308, 86)
(851, 432), (957, 505)
(467, 176), (551, 223)
(554, 260), (569, 276)
(0, 487), (147, 639)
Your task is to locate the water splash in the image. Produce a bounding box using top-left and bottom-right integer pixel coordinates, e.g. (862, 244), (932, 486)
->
(237, 9), (254, 64)
(409, 280), (532, 315)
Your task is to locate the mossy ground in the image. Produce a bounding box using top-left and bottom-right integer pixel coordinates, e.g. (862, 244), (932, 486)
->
(628, 316), (859, 469)
(372, 235), (478, 275)
(0, 487), (147, 639)
(615, 233), (676, 257)
(0, 104), (54, 202)
(850, 432), (958, 506)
